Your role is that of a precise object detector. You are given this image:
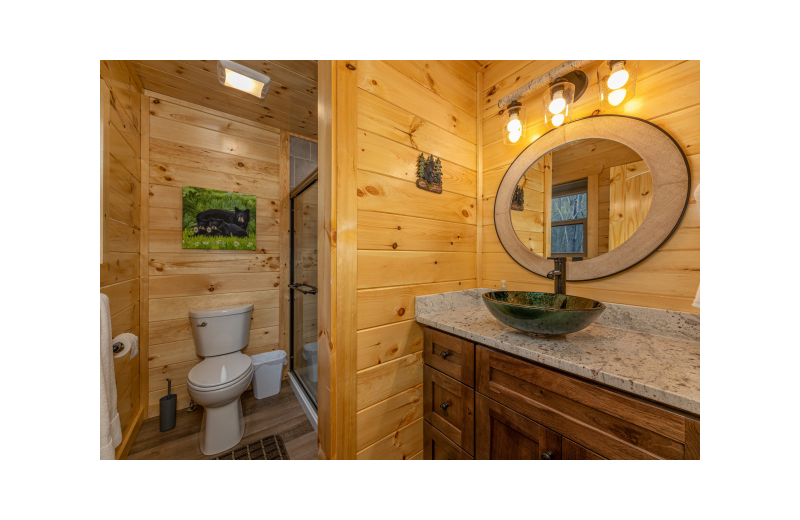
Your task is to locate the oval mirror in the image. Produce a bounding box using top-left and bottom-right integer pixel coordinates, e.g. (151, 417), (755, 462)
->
(494, 115), (690, 281)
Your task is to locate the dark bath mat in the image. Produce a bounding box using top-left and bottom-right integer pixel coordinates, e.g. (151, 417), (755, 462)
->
(210, 435), (290, 460)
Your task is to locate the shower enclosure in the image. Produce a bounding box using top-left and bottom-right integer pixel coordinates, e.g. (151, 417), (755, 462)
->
(288, 171), (318, 411)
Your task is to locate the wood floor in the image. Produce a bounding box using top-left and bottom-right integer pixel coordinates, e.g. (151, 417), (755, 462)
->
(128, 380), (317, 460)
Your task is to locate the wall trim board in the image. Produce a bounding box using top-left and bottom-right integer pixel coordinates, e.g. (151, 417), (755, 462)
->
(317, 60), (359, 459)
(476, 70), (484, 287)
(278, 130), (291, 386)
(139, 93), (150, 423)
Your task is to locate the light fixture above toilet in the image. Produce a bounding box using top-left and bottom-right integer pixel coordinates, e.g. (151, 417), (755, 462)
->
(217, 60), (271, 99)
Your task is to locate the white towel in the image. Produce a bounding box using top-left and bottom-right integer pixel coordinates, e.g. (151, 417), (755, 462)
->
(692, 183), (700, 309)
(101, 294), (122, 460)
(114, 332), (139, 361)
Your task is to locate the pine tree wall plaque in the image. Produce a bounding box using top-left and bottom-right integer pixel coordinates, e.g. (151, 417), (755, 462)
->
(415, 153), (443, 194)
(511, 185), (525, 211)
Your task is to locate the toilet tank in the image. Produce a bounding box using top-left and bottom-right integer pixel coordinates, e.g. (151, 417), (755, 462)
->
(189, 304), (254, 357)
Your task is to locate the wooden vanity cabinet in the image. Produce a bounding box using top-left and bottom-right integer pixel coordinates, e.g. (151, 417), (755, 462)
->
(421, 326), (700, 460)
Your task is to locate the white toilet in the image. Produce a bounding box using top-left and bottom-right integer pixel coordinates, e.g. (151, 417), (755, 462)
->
(302, 342), (318, 383)
(187, 304), (255, 456)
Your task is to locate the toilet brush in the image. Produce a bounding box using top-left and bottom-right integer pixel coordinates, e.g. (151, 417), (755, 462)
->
(160, 379), (177, 432)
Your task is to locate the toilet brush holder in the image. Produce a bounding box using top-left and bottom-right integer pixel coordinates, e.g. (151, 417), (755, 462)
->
(160, 379), (177, 432)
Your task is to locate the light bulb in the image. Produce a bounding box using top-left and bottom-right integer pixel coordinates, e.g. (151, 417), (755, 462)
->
(608, 89), (627, 106)
(224, 69), (265, 97)
(551, 113), (565, 127)
(507, 118), (522, 134)
(549, 92), (566, 114)
(508, 127), (522, 143)
(607, 68), (629, 90)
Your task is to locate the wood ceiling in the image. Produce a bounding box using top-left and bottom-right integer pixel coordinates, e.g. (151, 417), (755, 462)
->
(551, 139), (643, 184)
(131, 60), (318, 139)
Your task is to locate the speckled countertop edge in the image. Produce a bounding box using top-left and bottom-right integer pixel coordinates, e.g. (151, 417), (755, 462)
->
(415, 289), (700, 415)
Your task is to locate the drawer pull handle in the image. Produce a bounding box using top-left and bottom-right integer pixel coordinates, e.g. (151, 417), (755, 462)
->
(439, 351), (450, 359)
(440, 402), (449, 411)
(541, 451), (553, 460)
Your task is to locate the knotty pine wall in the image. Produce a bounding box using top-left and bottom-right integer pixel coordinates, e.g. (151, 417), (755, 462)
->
(480, 60), (700, 312)
(99, 60), (145, 458)
(353, 61), (480, 460)
(144, 94), (287, 417)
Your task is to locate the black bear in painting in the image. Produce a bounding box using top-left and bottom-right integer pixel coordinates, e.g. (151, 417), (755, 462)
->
(207, 218), (226, 236)
(195, 207), (251, 235)
(204, 218), (248, 238)
(218, 221), (249, 238)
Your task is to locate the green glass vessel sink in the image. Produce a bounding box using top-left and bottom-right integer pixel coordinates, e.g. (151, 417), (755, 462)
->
(482, 291), (606, 335)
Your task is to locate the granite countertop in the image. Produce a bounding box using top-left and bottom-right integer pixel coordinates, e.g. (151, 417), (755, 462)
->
(415, 289), (700, 415)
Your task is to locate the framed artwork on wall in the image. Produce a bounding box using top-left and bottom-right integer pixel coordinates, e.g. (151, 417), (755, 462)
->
(182, 186), (257, 250)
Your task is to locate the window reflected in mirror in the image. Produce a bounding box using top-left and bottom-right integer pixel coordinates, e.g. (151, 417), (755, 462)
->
(510, 139), (653, 261)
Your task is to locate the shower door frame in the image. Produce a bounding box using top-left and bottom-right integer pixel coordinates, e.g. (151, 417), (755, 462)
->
(288, 169), (319, 410)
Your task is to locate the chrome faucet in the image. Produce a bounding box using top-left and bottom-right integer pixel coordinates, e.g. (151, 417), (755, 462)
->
(547, 257), (567, 295)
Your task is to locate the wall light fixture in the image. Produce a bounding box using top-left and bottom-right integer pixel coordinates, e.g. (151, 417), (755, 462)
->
(543, 79), (575, 129)
(598, 60), (639, 108)
(502, 101), (527, 144)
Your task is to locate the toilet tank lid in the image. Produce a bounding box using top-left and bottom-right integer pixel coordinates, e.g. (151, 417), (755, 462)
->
(189, 304), (254, 319)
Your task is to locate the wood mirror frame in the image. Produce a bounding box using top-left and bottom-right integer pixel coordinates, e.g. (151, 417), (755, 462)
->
(494, 115), (690, 281)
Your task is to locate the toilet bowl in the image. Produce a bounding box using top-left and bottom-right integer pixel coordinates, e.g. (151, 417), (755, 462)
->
(187, 304), (254, 455)
(302, 342), (318, 383)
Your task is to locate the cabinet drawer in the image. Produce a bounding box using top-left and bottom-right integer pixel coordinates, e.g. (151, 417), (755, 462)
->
(424, 421), (473, 460)
(562, 438), (605, 460)
(423, 365), (475, 456)
(476, 346), (698, 460)
(424, 328), (475, 387)
(475, 393), (562, 460)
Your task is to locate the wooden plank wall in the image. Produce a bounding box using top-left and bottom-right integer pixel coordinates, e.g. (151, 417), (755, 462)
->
(144, 94), (287, 417)
(480, 60), (700, 312)
(99, 61), (144, 459)
(354, 61), (480, 459)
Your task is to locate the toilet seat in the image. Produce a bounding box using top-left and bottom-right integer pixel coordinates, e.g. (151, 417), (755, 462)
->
(187, 352), (253, 390)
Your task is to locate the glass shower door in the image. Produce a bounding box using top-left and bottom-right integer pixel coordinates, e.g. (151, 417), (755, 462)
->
(289, 179), (318, 406)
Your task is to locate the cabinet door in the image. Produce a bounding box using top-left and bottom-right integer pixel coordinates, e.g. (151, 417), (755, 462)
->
(424, 421), (473, 460)
(475, 394), (561, 460)
(563, 438), (606, 460)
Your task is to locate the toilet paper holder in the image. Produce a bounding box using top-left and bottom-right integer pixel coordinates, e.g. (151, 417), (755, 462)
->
(112, 342), (124, 354)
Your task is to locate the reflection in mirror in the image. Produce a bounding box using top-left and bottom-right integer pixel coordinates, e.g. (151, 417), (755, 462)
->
(511, 139), (652, 260)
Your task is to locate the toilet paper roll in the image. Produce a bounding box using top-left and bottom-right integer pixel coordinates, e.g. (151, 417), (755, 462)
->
(112, 333), (139, 360)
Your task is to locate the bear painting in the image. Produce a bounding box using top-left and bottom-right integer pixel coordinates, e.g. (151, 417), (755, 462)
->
(182, 186), (257, 250)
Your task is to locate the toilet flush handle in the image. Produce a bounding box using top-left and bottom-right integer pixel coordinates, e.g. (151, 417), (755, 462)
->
(197, 322), (207, 327)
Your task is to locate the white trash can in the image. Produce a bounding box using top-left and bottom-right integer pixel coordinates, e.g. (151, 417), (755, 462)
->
(302, 342), (318, 383)
(251, 350), (288, 399)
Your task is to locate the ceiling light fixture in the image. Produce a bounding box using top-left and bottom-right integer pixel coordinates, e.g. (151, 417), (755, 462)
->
(217, 60), (271, 99)
(502, 101), (527, 144)
(598, 60), (639, 108)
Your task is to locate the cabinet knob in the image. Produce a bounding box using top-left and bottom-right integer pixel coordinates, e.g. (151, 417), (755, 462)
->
(440, 402), (449, 411)
(541, 451), (553, 460)
(439, 351), (450, 359)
